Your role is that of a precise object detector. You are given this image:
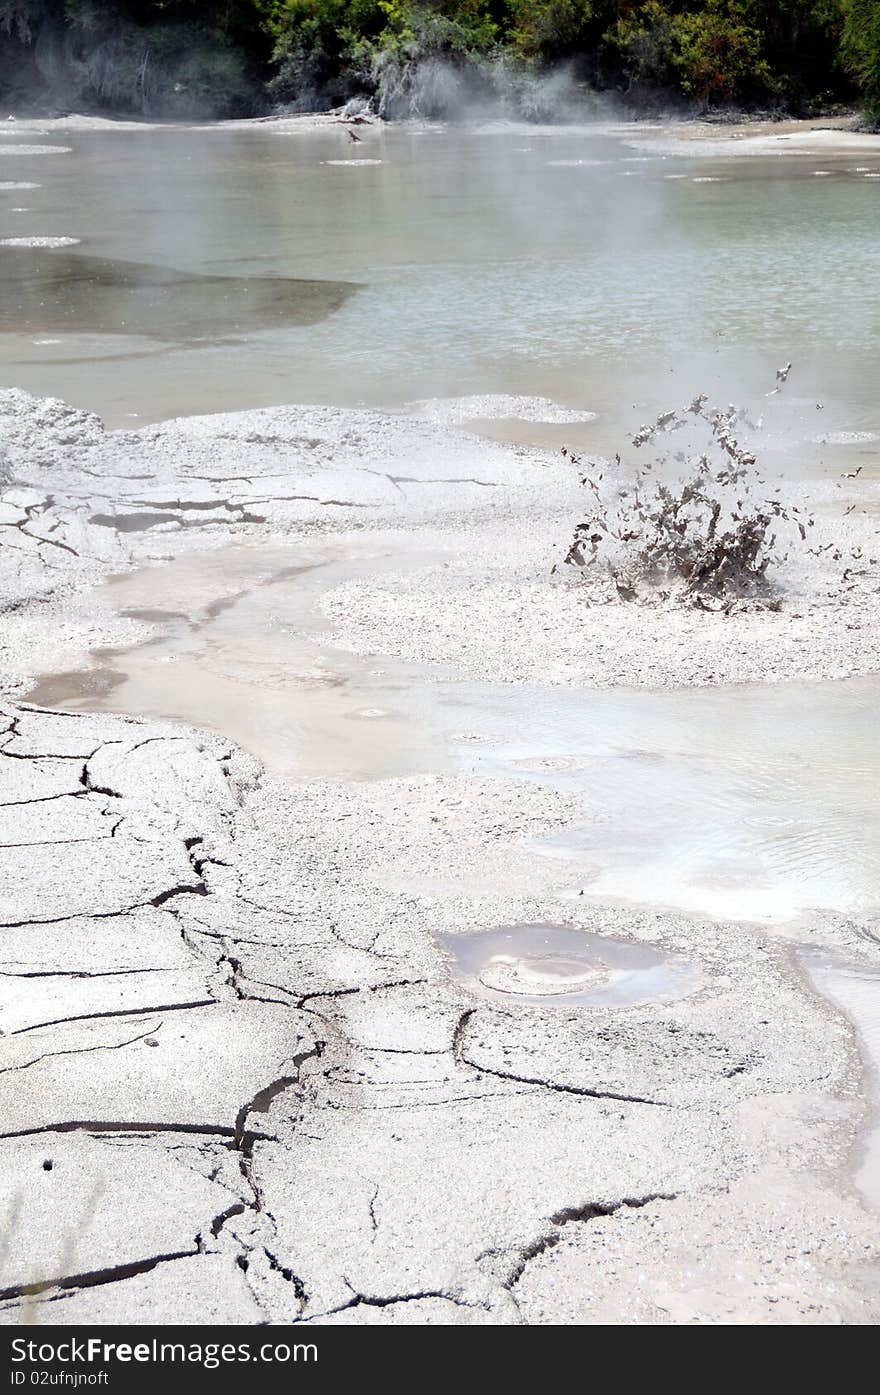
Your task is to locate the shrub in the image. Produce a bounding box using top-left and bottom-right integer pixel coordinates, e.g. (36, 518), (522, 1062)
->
(508, 0), (598, 62)
(841, 0), (880, 124)
(670, 3), (771, 100)
(266, 0), (387, 107)
(607, 0), (772, 103)
(606, 0), (847, 107)
(268, 0), (507, 113)
(0, 0), (48, 43)
(65, 18), (256, 115)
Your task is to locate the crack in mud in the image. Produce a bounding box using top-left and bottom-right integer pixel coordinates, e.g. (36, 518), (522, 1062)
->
(299, 1285), (490, 1322)
(498, 1192), (679, 1293)
(11, 1001), (214, 1035)
(453, 1009), (672, 1107)
(0, 1121), (274, 1143)
(0, 1249), (199, 1303)
(0, 966), (177, 979)
(0, 1022), (162, 1074)
(233, 1041), (324, 1147)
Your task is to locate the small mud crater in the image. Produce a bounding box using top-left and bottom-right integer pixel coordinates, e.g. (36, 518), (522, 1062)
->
(512, 755), (580, 772)
(440, 924), (702, 1008)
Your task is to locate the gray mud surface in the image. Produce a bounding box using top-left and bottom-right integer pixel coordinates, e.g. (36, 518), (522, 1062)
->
(2, 386), (880, 1324)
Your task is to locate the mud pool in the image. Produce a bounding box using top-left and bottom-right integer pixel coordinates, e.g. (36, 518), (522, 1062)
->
(802, 954), (880, 1210)
(438, 925), (702, 1007)
(26, 539), (880, 925)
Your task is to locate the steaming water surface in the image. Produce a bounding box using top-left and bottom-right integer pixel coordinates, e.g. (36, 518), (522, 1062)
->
(2, 121), (880, 467)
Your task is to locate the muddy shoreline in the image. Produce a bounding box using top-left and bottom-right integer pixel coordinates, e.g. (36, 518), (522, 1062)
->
(4, 111), (880, 159)
(1, 385), (879, 1323)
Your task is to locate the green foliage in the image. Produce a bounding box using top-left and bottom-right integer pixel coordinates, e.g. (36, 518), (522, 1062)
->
(264, 0), (385, 106)
(607, 0), (844, 104)
(0, 0), (867, 117)
(507, 0), (597, 61)
(841, 0), (880, 122)
(669, 2), (771, 100)
(608, 0), (680, 89)
(266, 0), (507, 109)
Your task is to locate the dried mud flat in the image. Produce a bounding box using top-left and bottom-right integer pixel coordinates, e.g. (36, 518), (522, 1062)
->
(1, 386), (880, 1325)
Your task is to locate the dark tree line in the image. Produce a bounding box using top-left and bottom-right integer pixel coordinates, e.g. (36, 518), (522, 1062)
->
(1, 0), (877, 121)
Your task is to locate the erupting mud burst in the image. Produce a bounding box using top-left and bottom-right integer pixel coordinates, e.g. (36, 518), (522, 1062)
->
(558, 370), (837, 610)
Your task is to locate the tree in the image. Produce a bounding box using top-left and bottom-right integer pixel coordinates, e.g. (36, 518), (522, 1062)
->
(841, 0), (880, 122)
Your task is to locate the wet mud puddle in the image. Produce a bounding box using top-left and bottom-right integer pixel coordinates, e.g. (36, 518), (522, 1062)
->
(439, 925), (701, 1009)
(27, 537), (880, 924)
(801, 952), (880, 1210)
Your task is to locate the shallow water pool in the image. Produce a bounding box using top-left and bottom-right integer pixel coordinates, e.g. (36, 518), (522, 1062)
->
(26, 538), (880, 925)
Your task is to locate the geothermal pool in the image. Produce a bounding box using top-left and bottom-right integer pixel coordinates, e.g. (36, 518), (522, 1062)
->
(2, 119), (880, 473)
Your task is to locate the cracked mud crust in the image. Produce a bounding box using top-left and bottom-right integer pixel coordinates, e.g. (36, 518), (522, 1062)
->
(1, 387), (880, 1324)
(1, 722), (877, 1324)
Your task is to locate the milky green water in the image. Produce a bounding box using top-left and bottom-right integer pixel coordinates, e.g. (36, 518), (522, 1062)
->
(2, 121), (880, 462)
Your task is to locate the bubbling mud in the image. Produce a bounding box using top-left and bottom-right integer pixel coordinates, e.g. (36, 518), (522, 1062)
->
(439, 924), (702, 1007)
(813, 430), (879, 445)
(0, 145), (71, 156)
(408, 395), (598, 426)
